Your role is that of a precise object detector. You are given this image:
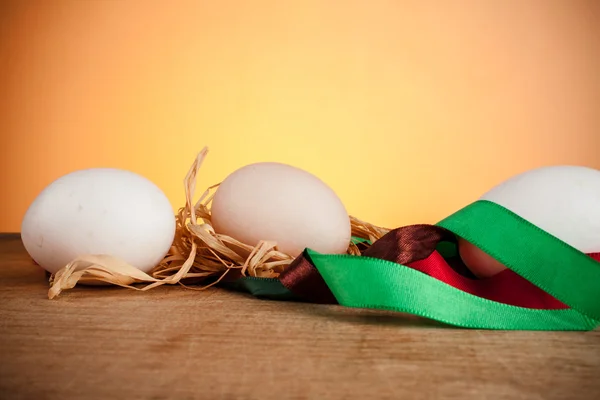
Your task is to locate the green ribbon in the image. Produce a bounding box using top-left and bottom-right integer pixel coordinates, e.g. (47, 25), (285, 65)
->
(231, 200), (600, 331)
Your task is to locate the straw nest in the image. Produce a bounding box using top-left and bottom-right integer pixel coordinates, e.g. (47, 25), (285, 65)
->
(48, 147), (390, 299)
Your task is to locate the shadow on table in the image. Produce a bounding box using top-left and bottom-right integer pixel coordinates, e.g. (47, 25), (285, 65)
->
(289, 301), (452, 329)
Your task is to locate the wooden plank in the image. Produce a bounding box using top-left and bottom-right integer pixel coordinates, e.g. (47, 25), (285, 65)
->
(0, 235), (599, 399)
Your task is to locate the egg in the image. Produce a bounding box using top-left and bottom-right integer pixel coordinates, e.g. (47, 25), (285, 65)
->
(21, 168), (176, 274)
(458, 165), (600, 278)
(210, 162), (351, 257)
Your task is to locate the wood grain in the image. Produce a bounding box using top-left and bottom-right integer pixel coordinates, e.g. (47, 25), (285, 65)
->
(1, 234), (599, 400)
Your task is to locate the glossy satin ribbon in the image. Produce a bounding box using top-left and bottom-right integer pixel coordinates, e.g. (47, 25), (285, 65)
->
(226, 200), (600, 331)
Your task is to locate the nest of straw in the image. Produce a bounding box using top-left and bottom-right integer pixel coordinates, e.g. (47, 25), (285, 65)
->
(48, 147), (390, 299)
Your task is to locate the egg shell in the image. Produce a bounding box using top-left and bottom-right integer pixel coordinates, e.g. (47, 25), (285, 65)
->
(457, 239), (509, 278)
(458, 165), (600, 278)
(210, 162), (351, 257)
(21, 168), (176, 274)
(479, 165), (600, 254)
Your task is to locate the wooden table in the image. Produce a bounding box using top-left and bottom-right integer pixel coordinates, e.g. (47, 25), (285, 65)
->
(1, 234), (599, 400)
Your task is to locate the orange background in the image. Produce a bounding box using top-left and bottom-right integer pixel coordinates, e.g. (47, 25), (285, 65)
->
(1, 0), (599, 232)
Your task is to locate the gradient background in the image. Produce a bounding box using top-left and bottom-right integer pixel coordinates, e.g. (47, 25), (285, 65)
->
(1, 0), (599, 233)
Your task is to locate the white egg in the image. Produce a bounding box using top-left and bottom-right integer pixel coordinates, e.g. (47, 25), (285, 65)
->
(480, 165), (600, 253)
(459, 165), (600, 277)
(210, 162), (351, 257)
(21, 168), (176, 274)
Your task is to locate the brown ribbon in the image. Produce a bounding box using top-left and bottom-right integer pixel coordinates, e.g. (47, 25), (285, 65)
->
(279, 224), (459, 303)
